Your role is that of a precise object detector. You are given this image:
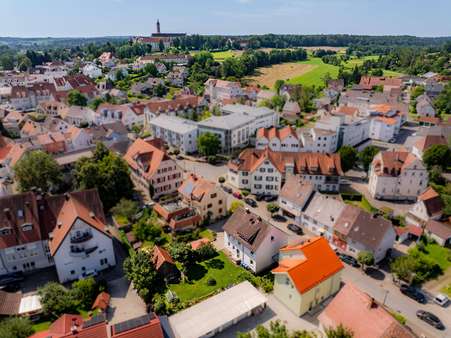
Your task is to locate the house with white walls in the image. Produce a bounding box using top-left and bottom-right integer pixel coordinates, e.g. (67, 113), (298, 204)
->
(405, 187), (443, 227)
(256, 126), (300, 152)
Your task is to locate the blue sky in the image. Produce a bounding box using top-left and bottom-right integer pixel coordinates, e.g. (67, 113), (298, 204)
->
(1, 0), (450, 37)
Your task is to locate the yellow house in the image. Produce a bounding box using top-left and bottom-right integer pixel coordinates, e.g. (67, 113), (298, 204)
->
(272, 237), (343, 316)
(178, 173), (227, 222)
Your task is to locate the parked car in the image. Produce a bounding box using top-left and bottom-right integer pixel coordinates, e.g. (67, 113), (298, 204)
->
(264, 195), (278, 202)
(244, 198), (257, 208)
(233, 191), (242, 199)
(255, 194), (265, 201)
(176, 155), (184, 160)
(416, 310), (445, 330)
(222, 186), (233, 194)
(433, 293), (449, 307)
(338, 254), (359, 267)
(287, 223), (303, 235)
(271, 214), (287, 222)
(400, 284), (427, 303)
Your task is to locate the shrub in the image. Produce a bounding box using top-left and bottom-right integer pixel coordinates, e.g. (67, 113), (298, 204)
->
(196, 243), (217, 261)
(218, 176), (226, 184)
(241, 189), (250, 197)
(207, 278), (217, 286)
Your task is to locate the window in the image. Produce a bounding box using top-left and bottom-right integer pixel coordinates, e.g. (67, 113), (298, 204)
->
(260, 168), (266, 173)
(242, 179), (248, 184)
(267, 168), (274, 173)
(242, 172), (248, 176)
(210, 193), (217, 199)
(219, 208), (223, 213)
(219, 200), (223, 205)
(71, 270), (75, 275)
(21, 223), (32, 232)
(17, 209), (24, 218)
(207, 203), (212, 209)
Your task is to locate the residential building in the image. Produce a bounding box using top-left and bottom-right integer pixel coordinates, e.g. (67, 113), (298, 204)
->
(149, 115), (198, 153)
(223, 207), (288, 273)
(96, 103), (145, 128)
(359, 76), (403, 93)
(299, 127), (338, 153)
(412, 134), (448, 160)
(82, 63), (102, 79)
(406, 187), (443, 227)
(144, 95), (204, 123)
(333, 205), (396, 262)
(36, 132), (66, 154)
(367, 103), (406, 142)
(204, 79), (243, 103)
(178, 173), (227, 222)
(416, 94), (436, 117)
(98, 52), (116, 68)
(221, 104), (279, 133)
(318, 283), (414, 338)
(36, 100), (67, 116)
(228, 148), (343, 195)
(425, 80), (444, 98)
(278, 176), (315, 223)
(59, 105), (96, 126)
(424, 219), (451, 247)
(169, 281), (266, 338)
(369, 150), (428, 201)
(153, 199), (202, 231)
(166, 66), (188, 87)
(301, 193), (345, 241)
(123, 138), (183, 199)
(106, 66), (128, 82)
(152, 245), (180, 283)
(282, 100), (301, 119)
(111, 313), (165, 338)
(9, 83), (56, 111)
(272, 237), (343, 316)
(256, 126), (300, 152)
(316, 114), (370, 148)
(134, 53), (191, 66)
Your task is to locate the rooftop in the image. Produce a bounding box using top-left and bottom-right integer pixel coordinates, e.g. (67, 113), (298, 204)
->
(149, 115), (198, 133)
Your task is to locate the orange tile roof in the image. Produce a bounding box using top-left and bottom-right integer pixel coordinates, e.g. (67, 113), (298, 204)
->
(414, 135), (447, 152)
(178, 173), (216, 202)
(375, 116), (397, 125)
(372, 151), (420, 177)
(153, 245), (175, 270)
(190, 238), (210, 250)
(318, 283), (414, 338)
(92, 292), (110, 311)
(273, 237), (343, 294)
(419, 187), (439, 201)
(48, 194), (109, 256)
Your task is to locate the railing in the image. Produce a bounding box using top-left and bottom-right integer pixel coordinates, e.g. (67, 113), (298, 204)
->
(70, 245), (98, 256)
(70, 232), (93, 243)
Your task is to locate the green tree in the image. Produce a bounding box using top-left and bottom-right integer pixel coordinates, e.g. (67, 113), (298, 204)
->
(17, 55), (32, 72)
(390, 255), (417, 283)
(153, 83), (167, 97)
(111, 198), (138, 222)
(274, 79), (285, 95)
(325, 324), (354, 338)
(423, 144), (451, 170)
(267, 202), (280, 214)
(218, 176), (226, 184)
(123, 250), (159, 302)
(68, 90), (87, 106)
(197, 132), (221, 157)
(71, 277), (98, 310)
(357, 251), (375, 271)
(434, 82), (451, 116)
(0, 317), (34, 338)
(74, 142), (134, 210)
(132, 212), (163, 243)
(229, 200), (244, 213)
(169, 242), (196, 267)
(14, 150), (62, 193)
(0, 54), (15, 70)
(358, 146), (380, 173)
(338, 146), (358, 172)
(238, 320), (315, 338)
(38, 283), (77, 319)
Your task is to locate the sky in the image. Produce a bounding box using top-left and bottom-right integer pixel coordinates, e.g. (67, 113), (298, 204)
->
(1, 0), (450, 38)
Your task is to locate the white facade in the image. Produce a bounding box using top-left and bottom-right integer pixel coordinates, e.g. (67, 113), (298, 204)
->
(300, 128), (338, 153)
(204, 79), (243, 101)
(316, 115), (369, 148)
(369, 119), (397, 142)
(96, 104), (144, 128)
(224, 225), (287, 274)
(53, 218), (116, 283)
(149, 115), (198, 153)
(82, 64), (102, 79)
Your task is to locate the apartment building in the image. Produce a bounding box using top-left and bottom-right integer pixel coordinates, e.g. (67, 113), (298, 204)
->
(149, 115), (198, 153)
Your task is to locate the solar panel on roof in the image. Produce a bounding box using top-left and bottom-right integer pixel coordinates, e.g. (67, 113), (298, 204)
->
(113, 313), (152, 334)
(83, 314), (106, 328)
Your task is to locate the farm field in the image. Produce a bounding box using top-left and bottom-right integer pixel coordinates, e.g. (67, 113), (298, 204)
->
(246, 62), (315, 88)
(190, 50), (243, 61)
(287, 57), (339, 87)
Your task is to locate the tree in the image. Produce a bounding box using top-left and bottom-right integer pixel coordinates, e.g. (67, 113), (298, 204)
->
(17, 55), (32, 72)
(357, 251), (375, 271)
(0, 317), (34, 338)
(338, 146), (358, 172)
(14, 150), (62, 193)
(325, 324), (354, 338)
(197, 132), (221, 157)
(434, 82), (451, 116)
(238, 320), (315, 338)
(358, 146), (380, 173)
(229, 200), (244, 213)
(68, 90), (87, 106)
(390, 255), (417, 283)
(123, 250), (159, 302)
(267, 203), (280, 214)
(111, 198), (138, 222)
(74, 143), (134, 210)
(0, 53), (15, 70)
(169, 242), (196, 267)
(132, 212), (163, 243)
(218, 176), (226, 184)
(423, 144), (451, 170)
(38, 283), (77, 319)
(159, 39), (165, 52)
(274, 79), (285, 95)
(153, 83), (167, 97)
(71, 277), (98, 310)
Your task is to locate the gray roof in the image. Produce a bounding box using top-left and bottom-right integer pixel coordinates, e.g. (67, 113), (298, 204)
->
(303, 192), (345, 228)
(150, 115), (198, 133)
(198, 113), (254, 130)
(222, 104), (275, 118)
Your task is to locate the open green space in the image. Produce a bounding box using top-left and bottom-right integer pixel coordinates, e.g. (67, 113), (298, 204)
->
(32, 321), (51, 332)
(169, 251), (245, 303)
(411, 243), (451, 271)
(287, 57), (339, 87)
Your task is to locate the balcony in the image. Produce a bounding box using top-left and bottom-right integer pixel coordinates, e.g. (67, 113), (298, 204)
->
(70, 232), (93, 244)
(70, 245), (98, 257)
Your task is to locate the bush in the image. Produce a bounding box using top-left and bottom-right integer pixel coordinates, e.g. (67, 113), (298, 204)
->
(0, 317), (34, 338)
(241, 189), (250, 197)
(266, 203), (280, 214)
(218, 176), (226, 184)
(196, 243), (217, 261)
(207, 278), (217, 286)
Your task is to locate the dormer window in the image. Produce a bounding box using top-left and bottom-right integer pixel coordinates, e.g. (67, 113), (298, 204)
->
(21, 223), (33, 232)
(0, 228), (12, 236)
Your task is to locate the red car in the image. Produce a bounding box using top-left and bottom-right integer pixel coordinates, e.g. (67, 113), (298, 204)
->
(233, 191), (242, 199)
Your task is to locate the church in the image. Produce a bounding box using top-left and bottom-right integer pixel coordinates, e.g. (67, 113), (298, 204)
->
(133, 20), (186, 51)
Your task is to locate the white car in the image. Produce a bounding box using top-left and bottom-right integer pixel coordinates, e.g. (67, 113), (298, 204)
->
(433, 293), (449, 307)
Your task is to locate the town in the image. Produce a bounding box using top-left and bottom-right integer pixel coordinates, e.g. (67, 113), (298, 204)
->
(0, 11), (450, 338)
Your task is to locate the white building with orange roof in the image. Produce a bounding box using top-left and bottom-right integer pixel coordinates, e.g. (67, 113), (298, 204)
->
(123, 138), (183, 199)
(96, 103), (145, 128)
(272, 237), (343, 316)
(369, 150), (428, 201)
(256, 126), (300, 152)
(406, 187), (443, 227)
(204, 79), (244, 103)
(412, 134), (448, 160)
(64, 126), (93, 151)
(368, 103), (405, 142)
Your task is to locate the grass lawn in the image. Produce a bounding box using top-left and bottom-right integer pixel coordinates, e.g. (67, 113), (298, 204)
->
(287, 57), (339, 87)
(441, 283), (451, 297)
(169, 251), (246, 303)
(32, 321), (51, 332)
(343, 195), (378, 213)
(414, 244), (451, 271)
(199, 228), (215, 241)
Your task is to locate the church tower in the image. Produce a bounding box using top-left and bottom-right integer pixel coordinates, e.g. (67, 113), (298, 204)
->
(156, 19), (161, 34)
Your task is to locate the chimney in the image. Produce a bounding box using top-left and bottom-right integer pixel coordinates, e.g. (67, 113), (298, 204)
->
(89, 211), (95, 219)
(369, 297), (377, 309)
(64, 193), (70, 201)
(71, 318), (79, 334)
(245, 208), (250, 214)
(57, 221), (62, 229)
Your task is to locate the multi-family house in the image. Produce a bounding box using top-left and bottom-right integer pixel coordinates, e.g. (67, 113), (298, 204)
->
(144, 95), (204, 124)
(36, 100), (67, 117)
(204, 79), (243, 103)
(299, 128), (338, 153)
(178, 173), (227, 222)
(424, 219), (451, 247)
(367, 103), (406, 142)
(228, 148), (343, 195)
(333, 205), (396, 262)
(221, 104), (278, 133)
(166, 66), (188, 87)
(369, 150), (428, 201)
(64, 126), (93, 151)
(272, 237), (343, 316)
(416, 94), (436, 117)
(256, 126), (300, 152)
(123, 138), (183, 199)
(59, 106), (96, 127)
(149, 115), (198, 153)
(98, 52), (116, 68)
(315, 114), (370, 148)
(35, 132), (67, 154)
(278, 176), (315, 223)
(358, 76), (403, 94)
(9, 83), (56, 111)
(96, 103), (145, 128)
(405, 187), (443, 227)
(82, 63), (102, 79)
(412, 134), (448, 160)
(224, 207), (288, 273)
(0, 189), (115, 282)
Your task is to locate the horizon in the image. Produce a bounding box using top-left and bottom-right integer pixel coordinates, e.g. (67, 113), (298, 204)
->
(1, 0), (450, 38)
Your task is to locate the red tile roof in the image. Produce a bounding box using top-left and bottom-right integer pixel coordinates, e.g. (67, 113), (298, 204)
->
(273, 237), (343, 294)
(178, 173), (216, 202)
(190, 238), (210, 250)
(318, 283), (414, 338)
(92, 292), (110, 311)
(372, 151), (421, 177)
(256, 126), (298, 141)
(153, 245), (175, 270)
(425, 219), (451, 240)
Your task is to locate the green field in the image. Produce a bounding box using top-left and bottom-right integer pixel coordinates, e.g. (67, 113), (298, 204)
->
(169, 251), (245, 303)
(190, 50), (242, 61)
(287, 57), (339, 87)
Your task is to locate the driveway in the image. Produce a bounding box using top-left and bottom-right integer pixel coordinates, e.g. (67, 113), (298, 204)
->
(107, 277), (147, 325)
(179, 159), (228, 182)
(215, 294), (321, 338)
